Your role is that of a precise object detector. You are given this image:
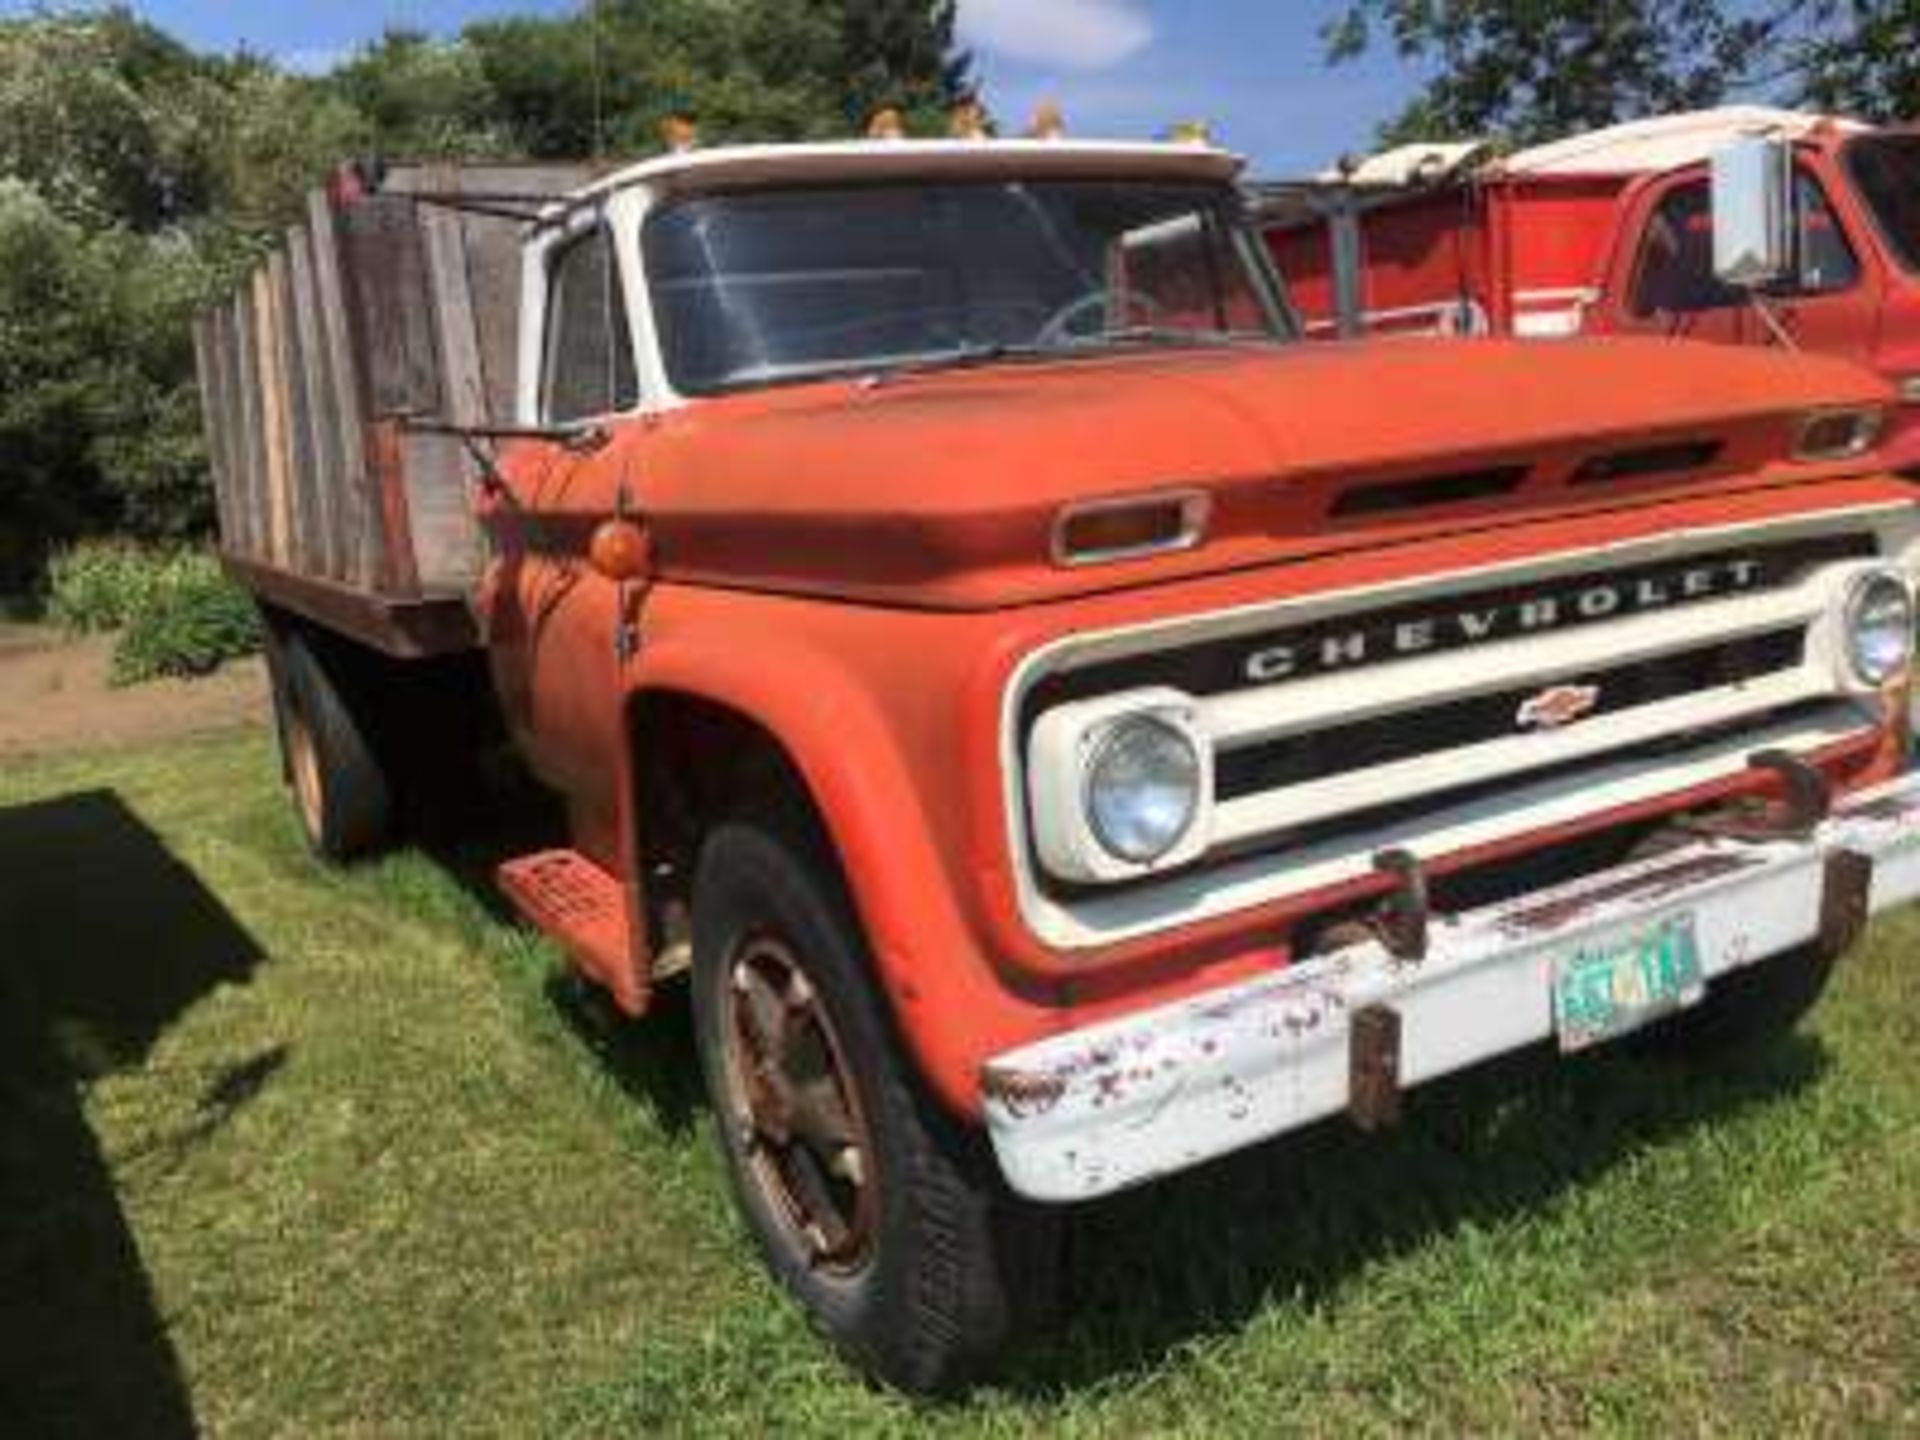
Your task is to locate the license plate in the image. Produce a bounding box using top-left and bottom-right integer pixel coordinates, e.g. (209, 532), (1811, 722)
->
(1552, 912), (1705, 1053)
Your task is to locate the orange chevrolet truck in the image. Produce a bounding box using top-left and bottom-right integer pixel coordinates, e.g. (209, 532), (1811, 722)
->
(198, 136), (1920, 1392)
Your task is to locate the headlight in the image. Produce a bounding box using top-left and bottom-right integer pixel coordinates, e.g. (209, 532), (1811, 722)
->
(1083, 716), (1202, 864)
(1843, 570), (1915, 685)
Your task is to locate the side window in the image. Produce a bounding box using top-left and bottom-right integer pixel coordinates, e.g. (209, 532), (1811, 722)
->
(1631, 182), (1736, 316)
(1631, 171), (1859, 317)
(1791, 171), (1859, 294)
(542, 225), (638, 422)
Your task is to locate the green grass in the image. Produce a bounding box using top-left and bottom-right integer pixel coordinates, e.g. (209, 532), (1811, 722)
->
(3, 730), (1919, 1435)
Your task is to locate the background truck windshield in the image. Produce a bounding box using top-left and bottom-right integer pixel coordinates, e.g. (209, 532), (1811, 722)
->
(642, 179), (1290, 394)
(1846, 134), (1920, 273)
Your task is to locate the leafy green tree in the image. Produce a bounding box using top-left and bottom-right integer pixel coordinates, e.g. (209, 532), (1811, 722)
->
(1325, 0), (1920, 145)
(0, 182), (214, 583)
(327, 30), (508, 158)
(1794, 2), (1920, 122)
(0, 1), (972, 585)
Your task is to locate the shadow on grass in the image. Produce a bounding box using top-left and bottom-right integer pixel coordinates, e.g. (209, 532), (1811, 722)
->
(1000, 1028), (1828, 1395)
(1, 789), (272, 1438)
(399, 759), (708, 1138)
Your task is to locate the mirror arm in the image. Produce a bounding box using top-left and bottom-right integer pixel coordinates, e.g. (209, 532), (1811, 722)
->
(1747, 292), (1800, 351)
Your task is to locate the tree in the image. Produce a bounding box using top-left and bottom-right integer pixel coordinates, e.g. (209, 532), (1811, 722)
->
(327, 30), (508, 159)
(0, 2), (974, 586)
(1325, 0), (1920, 146)
(1794, 2), (1920, 121)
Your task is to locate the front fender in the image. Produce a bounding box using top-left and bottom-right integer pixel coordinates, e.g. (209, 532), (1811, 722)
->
(634, 595), (1061, 1118)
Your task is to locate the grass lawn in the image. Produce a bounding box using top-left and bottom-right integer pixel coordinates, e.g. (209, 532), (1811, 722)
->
(3, 729), (1919, 1435)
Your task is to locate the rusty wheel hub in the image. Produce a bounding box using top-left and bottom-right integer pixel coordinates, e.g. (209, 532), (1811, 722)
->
(723, 935), (878, 1273)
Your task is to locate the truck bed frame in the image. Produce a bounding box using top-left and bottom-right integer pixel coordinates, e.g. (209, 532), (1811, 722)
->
(194, 161), (597, 657)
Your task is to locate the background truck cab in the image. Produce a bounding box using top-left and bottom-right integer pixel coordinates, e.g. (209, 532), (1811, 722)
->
(1260, 107), (1920, 472)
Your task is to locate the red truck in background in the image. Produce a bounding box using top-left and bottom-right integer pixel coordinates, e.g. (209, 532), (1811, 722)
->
(1260, 107), (1920, 473)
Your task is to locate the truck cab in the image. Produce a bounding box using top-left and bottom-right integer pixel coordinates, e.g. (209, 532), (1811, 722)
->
(201, 132), (1920, 1395)
(1261, 108), (1920, 472)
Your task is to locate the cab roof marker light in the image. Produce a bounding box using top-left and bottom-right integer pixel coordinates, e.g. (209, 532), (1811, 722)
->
(949, 97), (989, 142)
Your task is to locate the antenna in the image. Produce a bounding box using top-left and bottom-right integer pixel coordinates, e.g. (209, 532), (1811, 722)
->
(588, 0), (608, 162)
(585, 1), (620, 415)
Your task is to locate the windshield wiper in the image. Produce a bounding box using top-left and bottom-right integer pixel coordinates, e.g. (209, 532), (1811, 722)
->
(857, 341), (1054, 386)
(1075, 326), (1282, 350)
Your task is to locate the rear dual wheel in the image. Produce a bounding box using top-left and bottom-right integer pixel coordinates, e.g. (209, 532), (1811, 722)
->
(691, 819), (1055, 1395)
(267, 630), (394, 862)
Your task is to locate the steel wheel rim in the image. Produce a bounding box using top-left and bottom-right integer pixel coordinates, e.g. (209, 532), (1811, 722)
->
(287, 708), (324, 841)
(721, 932), (880, 1275)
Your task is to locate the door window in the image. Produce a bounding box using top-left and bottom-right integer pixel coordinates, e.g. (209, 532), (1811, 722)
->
(1630, 171), (1859, 317)
(542, 224), (638, 422)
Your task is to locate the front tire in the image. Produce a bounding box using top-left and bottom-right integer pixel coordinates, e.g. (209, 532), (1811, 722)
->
(690, 819), (1053, 1394)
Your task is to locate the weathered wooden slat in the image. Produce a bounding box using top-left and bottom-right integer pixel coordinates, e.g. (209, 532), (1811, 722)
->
(417, 165), (488, 588)
(223, 301), (261, 562)
(465, 217), (531, 424)
(192, 314), (238, 546)
(338, 193), (443, 419)
(401, 430), (483, 591)
(307, 189), (382, 589)
(252, 265), (295, 567)
(284, 226), (343, 581)
(232, 288), (268, 564)
(269, 248), (318, 577)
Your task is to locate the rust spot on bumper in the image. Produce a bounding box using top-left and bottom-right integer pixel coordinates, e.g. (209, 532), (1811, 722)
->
(1499, 851), (1758, 936)
(980, 1064), (1067, 1118)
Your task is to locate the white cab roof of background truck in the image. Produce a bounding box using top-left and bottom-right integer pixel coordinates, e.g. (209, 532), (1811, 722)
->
(1312, 108), (1874, 193)
(544, 138), (1246, 221)
(1499, 106), (1868, 177)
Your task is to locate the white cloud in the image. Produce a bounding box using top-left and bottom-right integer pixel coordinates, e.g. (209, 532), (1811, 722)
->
(958, 0), (1154, 72)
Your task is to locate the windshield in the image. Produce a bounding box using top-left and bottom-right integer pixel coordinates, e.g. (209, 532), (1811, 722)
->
(642, 179), (1293, 394)
(1845, 133), (1920, 273)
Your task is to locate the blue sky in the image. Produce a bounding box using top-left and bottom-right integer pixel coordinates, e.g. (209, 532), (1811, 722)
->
(11, 1), (1425, 175)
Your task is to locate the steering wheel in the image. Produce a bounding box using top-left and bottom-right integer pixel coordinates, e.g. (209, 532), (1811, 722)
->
(1035, 288), (1167, 349)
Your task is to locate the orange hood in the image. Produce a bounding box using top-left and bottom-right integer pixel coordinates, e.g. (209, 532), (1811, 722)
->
(636, 336), (1895, 609)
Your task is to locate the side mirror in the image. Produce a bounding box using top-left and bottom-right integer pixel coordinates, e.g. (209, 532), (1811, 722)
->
(1711, 136), (1794, 288)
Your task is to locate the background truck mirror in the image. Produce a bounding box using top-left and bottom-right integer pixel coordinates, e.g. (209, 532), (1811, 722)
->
(1711, 135), (1795, 289)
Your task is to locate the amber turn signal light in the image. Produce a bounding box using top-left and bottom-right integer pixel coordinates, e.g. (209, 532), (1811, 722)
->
(589, 517), (653, 582)
(1052, 491), (1210, 567)
(1794, 407), (1884, 462)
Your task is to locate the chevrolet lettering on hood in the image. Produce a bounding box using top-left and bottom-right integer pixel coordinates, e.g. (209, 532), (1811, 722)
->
(1242, 555), (1767, 685)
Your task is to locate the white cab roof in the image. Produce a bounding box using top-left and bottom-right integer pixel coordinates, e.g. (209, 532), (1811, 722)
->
(1500, 106), (1868, 177)
(548, 138), (1245, 218)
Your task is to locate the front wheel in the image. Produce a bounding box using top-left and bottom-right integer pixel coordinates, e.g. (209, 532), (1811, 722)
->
(690, 819), (1054, 1394)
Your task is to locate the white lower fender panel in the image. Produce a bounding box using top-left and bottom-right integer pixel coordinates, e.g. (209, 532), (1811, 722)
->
(983, 773), (1920, 1203)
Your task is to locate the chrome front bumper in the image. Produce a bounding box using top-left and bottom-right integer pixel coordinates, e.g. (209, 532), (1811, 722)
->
(983, 772), (1920, 1203)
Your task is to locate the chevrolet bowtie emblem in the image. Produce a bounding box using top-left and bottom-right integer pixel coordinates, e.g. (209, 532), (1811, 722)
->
(1517, 683), (1601, 732)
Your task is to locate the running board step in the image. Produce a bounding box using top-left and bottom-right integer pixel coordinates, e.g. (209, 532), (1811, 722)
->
(495, 850), (692, 999)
